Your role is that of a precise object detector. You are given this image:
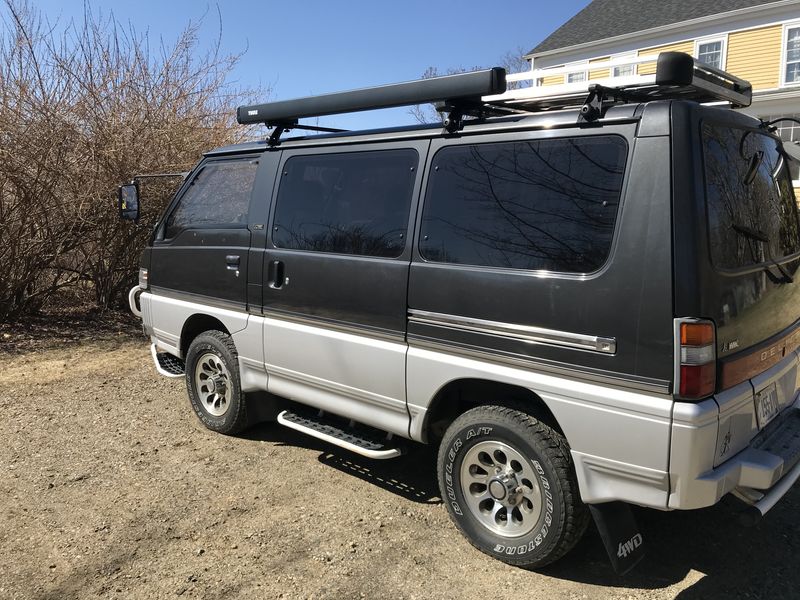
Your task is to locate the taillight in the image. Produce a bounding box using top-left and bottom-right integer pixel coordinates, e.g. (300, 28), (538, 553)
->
(676, 319), (716, 399)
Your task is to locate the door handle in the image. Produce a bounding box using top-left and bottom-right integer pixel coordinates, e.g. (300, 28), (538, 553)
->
(225, 255), (240, 271)
(268, 260), (286, 289)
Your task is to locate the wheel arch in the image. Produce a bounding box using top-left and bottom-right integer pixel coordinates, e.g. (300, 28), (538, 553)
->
(419, 377), (564, 444)
(180, 313), (231, 358)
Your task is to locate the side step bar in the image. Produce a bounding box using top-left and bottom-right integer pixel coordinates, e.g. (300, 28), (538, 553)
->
(277, 410), (403, 460)
(150, 344), (185, 378)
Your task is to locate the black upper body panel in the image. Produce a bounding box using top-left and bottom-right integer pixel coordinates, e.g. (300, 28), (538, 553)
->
(671, 102), (800, 361)
(145, 100), (740, 390)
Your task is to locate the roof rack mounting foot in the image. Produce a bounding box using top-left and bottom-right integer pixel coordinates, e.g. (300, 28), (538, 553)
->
(578, 84), (614, 124)
(442, 106), (465, 134)
(266, 120), (297, 146)
(437, 100), (507, 134)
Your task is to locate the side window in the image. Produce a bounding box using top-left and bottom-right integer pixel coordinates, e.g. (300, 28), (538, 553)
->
(272, 149), (417, 258)
(419, 136), (628, 273)
(165, 159), (258, 238)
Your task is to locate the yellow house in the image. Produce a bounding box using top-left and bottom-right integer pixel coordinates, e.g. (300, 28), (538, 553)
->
(526, 0), (800, 189)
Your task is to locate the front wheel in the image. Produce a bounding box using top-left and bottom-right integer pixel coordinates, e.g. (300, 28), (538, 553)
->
(185, 330), (249, 435)
(437, 405), (589, 569)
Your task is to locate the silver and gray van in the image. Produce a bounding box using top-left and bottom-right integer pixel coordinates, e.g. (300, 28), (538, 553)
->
(121, 53), (800, 573)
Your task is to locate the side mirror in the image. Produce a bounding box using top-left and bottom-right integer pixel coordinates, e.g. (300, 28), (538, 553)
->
(118, 183), (140, 222)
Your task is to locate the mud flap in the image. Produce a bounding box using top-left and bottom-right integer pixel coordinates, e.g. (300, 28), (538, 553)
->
(588, 501), (645, 575)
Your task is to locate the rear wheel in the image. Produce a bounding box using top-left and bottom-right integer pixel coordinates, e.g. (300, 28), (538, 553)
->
(185, 330), (249, 435)
(437, 405), (589, 568)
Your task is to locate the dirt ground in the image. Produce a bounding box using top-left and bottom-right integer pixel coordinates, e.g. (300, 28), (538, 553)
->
(2, 325), (799, 600)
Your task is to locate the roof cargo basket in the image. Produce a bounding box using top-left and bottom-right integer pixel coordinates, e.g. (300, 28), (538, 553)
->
(487, 52), (752, 119)
(236, 52), (752, 143)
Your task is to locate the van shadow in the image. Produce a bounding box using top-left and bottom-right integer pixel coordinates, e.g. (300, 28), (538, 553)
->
(543, 489), (800, 597)
(243, 422), (800, 596)
(242, 422), (441, 504)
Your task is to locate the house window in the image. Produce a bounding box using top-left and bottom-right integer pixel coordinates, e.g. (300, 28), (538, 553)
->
(612, 63), (635, 77)
(567, 71), (586, 83)
(611, 54), (636, 77)
(697, 40), (724, 69)
(786, 26), (800, 84)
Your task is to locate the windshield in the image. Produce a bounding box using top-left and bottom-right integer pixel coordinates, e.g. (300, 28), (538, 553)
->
(703, 122), (800, 270)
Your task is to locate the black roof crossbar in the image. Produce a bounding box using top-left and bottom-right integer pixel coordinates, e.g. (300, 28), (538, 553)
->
(237, 67), (507, 129)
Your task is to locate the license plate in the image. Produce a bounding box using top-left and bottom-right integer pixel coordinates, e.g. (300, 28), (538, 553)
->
(756, 383), (780, 429)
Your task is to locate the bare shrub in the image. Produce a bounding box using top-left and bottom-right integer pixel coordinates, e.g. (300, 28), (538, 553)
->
(0, 0), (263, 321)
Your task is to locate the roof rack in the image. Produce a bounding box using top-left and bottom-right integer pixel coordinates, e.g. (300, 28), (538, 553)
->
(235, 52), (751, 144)
(486, 52), (752, 118)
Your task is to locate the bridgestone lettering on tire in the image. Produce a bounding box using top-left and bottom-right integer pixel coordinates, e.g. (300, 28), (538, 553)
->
(437, 405), (589, 568)
(185, 330), (249, 435)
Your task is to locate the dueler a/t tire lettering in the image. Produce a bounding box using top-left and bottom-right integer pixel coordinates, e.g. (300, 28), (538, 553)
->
(437, 405), (589, 568)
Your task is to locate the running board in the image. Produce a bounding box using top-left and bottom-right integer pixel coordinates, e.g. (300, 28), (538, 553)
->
(150, 344), (185, 378)
(276, 410), (403, 459)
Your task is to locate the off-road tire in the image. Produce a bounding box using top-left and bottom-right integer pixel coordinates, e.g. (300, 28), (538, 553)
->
(437, 405), (589, 569)
(185, 330), (249, 435)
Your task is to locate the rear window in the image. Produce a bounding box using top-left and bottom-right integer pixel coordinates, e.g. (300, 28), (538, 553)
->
(703, 123), (800, 270)
(418, 136), (627, 273)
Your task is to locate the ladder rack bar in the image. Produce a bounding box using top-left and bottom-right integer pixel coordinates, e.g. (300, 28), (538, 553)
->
(237, 68), (506, 125)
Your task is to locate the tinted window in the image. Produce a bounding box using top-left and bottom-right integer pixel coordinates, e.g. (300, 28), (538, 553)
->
(273, 149), (417, 258)
(703, 123), (800, 270)
(166, 160), (257, 238)
(419, 137), (627, 272)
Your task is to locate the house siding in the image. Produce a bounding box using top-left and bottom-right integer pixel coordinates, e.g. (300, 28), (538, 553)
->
(589, 56), (611, 80)
(726, 24), (783, 89)
(540, 74), (566, 86)
(637, 41), (695, 74)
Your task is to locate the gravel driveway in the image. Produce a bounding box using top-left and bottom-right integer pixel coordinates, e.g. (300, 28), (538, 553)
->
(2, 336), (797, 599)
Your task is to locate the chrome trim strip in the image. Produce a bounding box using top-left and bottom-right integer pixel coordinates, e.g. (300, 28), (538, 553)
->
(407, 336), (669, 395)
(408, 309), (616, 354)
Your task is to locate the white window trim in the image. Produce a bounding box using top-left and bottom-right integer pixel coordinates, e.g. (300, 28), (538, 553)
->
(694, 35), (728, 70)
(780, 20), (800, 88)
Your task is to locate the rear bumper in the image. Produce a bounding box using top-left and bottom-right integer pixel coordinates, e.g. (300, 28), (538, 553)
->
(670, 392), (800, 512)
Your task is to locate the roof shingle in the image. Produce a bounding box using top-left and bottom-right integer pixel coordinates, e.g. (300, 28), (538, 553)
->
(530, 0), (785, 55)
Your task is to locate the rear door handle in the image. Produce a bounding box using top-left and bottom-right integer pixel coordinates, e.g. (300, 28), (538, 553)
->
(268, 260), (286, 289)
(226, 255), (240, 271)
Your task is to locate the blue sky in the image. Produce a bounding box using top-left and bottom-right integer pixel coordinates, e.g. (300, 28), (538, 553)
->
(26, 0), (590, 130)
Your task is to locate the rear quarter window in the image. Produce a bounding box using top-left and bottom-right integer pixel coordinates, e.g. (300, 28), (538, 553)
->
(418, 136), (628, 273)
(703, 122), (800, 270)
